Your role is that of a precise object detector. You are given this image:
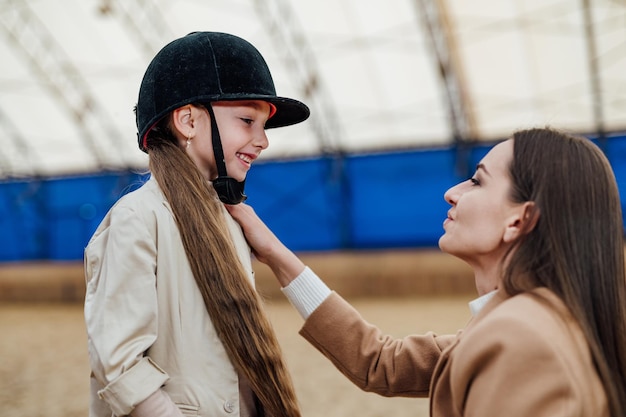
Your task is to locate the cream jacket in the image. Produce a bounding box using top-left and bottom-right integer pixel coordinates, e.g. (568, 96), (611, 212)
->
(84, 177), (254, 417)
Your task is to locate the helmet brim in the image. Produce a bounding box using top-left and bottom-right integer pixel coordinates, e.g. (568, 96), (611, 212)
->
(207, 94), (310, 129)
(265, 96), (310, 128)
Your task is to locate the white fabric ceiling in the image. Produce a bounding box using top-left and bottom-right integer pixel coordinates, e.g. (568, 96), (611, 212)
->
(1, 0), (625, 178)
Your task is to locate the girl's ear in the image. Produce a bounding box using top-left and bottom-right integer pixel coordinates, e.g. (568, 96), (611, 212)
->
(503, 202), (539, 243)
(171, 105), (194, 147)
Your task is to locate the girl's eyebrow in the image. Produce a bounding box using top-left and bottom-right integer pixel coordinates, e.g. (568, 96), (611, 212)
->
(236, 101), (263, 110)
(476, 163), (491, 176)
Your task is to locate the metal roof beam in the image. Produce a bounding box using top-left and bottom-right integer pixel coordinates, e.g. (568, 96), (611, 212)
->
(253, 0), (344, 155)
(581, 0), (606, 146)
(414, 0), (478, 175)
(0, 0), (130, 170)
(98, 0), (174, 56)
(414, 0), (477, 142)
(0, 106), (40, 178)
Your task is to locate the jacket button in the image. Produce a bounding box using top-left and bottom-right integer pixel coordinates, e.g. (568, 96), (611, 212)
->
(224, 400), (235, 413)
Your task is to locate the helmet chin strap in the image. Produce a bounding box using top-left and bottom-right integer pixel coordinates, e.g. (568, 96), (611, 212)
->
(205, 104), (247, 204)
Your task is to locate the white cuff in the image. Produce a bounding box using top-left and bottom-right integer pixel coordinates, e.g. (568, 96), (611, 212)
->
(281, 266), (331, 319)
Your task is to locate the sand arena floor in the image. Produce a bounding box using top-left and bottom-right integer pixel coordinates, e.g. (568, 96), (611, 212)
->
(0, 251), (475, 417)
(0, 296), (470, 417)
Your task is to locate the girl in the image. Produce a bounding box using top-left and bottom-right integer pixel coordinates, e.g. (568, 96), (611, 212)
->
(84, 32), (309, 417)
(227, 127), (626, 416)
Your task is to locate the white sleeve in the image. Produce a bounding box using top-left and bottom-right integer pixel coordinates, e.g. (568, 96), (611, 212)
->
(280, 266), (331, 319)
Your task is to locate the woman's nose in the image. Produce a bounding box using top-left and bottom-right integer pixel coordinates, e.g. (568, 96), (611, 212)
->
(444, 182), (463, 205)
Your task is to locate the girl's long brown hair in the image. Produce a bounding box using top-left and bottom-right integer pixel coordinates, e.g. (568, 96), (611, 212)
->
(503, 128), (626, 416)
(146, 118), (300, 417)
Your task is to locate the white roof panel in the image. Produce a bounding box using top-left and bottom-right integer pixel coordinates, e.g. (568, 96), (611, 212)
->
(0, 0), (624, 177)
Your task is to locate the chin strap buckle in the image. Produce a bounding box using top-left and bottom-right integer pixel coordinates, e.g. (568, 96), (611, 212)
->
(213, 177), (247, 205)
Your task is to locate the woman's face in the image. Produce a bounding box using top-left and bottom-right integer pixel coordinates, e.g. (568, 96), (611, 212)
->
(187, 100), (271, 181)
(439, 139), (521, 268)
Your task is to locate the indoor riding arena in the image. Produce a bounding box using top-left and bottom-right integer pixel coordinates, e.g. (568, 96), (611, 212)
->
(1, 1), (625, 417)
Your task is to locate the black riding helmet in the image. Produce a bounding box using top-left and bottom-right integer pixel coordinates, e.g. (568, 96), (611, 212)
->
(135, 31), (310, 203)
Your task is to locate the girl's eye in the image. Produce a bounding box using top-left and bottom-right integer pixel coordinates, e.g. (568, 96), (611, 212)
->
(241, 118), (253, 125)
(469, 177), (480, 186)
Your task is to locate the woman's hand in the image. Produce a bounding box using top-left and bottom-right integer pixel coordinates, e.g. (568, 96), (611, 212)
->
(225, 203), (305, 287)
(224, 203), (276, 263)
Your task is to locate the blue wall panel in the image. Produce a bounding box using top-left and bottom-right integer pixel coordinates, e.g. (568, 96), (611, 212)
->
(0, 182), (44, 260)
(606, 137), (626, 205)
(245, 158), (346, 251)
(0, 173), (147, 261)
(0, 136), (624, 262)
(347, 149), (457, 248)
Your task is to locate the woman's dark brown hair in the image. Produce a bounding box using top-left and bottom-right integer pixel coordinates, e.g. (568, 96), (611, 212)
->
(504, 127), (626, 416)
(145, 114), (301, 417)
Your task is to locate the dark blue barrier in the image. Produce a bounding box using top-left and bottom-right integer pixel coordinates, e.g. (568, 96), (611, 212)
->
(0, 173), (147, 261)
(1, 135), (624, 261)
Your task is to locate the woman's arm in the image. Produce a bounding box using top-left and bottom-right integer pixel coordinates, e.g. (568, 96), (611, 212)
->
(226, 203), (332, 318)
(227, 203), (455, 397)
(301, 292), (453, 397)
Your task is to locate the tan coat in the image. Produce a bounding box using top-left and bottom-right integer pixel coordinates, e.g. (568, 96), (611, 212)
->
(301, 288), (608, 416)
(84, 177), (254, 417)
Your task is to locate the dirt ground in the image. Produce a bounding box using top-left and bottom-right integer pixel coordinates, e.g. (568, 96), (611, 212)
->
(0, 251), (474, 416)
(0, 296), (471, 417)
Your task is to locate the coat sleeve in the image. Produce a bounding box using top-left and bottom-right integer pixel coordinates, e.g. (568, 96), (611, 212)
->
(453, 313), (582, 417)
(84, 204), (169, 416)
(299, 292), (456, 397)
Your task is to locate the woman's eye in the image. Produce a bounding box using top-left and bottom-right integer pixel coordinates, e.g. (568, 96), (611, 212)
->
(469, 177), (480, 186)
(241, 118), (253, 125)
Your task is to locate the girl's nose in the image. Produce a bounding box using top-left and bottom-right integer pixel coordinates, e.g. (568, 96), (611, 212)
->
(254, 130), (269, 150)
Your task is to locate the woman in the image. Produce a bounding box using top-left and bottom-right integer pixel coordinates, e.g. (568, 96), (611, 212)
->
(226, 128), (626, 416)
(84, 32), (309, 417)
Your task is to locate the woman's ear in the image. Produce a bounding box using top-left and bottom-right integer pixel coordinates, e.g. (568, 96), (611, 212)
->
(521, 202), (540, 233)
(503, 202), (539, 243)
(171, 105), (194, 147)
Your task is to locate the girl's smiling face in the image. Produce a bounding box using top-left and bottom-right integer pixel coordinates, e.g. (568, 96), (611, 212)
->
(211, 101), (272, 182)
(438, 140), (524, 272)
(183, 100), (271, 182)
